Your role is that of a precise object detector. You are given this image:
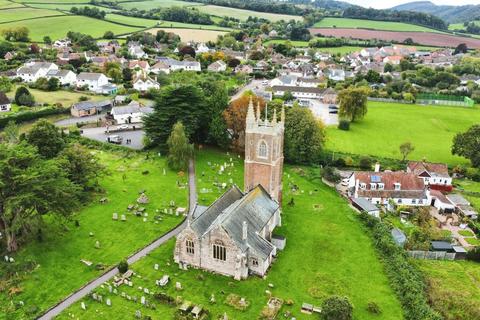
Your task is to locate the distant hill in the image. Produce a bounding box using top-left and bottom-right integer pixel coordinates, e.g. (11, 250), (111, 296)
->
(392, 1), (480, 24)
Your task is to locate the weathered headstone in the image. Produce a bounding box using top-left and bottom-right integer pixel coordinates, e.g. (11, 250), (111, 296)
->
(92, 293), (98, 301)
(175, 282), (182, 290)
(144, 288), (149, 294)
(81, 302), (86, 310)
(135, 310), (142, 319)
(95, 241), (100, 249)
(112, 213), (118, 220)
(154, 264), (159, 270)
(140, 296), (146, 305)
(106, 298), (111, 306)
(121, 214), (126, 221)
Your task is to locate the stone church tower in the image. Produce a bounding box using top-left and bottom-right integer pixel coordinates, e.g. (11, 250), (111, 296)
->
(244, 97), (285, 203)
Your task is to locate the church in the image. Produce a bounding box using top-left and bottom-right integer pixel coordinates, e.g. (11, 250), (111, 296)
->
(174, 97), (285, 280)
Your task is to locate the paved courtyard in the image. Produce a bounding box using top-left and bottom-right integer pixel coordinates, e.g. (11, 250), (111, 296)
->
(307, 100), (339, 125)
(80, 126), (145, 150)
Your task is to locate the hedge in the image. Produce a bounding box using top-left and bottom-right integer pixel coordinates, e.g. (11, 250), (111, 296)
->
(358, 213), (441, 320)
(0, 107), (69, 129)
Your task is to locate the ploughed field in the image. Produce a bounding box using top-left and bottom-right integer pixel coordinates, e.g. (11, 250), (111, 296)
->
(309, 28), (480, 49)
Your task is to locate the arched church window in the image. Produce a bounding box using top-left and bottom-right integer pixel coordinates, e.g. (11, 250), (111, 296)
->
(258, 141), (268, 158)
(213, 240), (226, 261)
(186, 239), (194, 254)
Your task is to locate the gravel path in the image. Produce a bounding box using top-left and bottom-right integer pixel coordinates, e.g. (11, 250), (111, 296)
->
(37, 159), (196, 319)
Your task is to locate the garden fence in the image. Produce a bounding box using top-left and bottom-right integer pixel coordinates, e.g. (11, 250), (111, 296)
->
(407, 250), (456, 260)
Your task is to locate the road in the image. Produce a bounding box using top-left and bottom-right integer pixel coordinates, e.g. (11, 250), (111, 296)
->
(230, 79), (265, 102)
(80, 126), (145, 150)
(55, 114), (105, 127)
(37, 160), (196, 320)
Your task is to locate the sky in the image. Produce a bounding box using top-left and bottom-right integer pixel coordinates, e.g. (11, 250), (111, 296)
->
(342, 0), (479, 9)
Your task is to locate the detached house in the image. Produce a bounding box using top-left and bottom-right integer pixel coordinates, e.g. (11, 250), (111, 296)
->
(46, 69), (77, 86)
(71, 100), (112, 117)
(111, 101), (153, 124)
(151, 61), (170, 75)
(133, 76), (160, 92)
(207, 60), (227, 72)
(77, 72), (117, 94)
(0, 92), (11, 112)
(128, 60), (150, 74)
(348, 170), (429, 208)
(17, 61), (58, 82)
(407, 161), (452, 191)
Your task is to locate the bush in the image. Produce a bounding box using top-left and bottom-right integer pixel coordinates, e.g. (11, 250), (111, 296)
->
(0, 106), (69, 129)
(338, 120), (350, 131)
(366, 301), (381, 314)
(322, 166), (341, 183)
(117, 260), (128, 273)
(466, 247), (480, 262)
(359, 156), (373, 170)
(321, 295), (353, 320)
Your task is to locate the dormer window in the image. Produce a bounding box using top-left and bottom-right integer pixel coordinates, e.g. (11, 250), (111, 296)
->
(394, 183), (401, 190)
(370, 183), (377, 190)
(378, 183), (384, 190)
(360, 183), (367, 190)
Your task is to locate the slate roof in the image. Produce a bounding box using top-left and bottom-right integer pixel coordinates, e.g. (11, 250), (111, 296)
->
(46, 69), (73, 78)
(72, 100), (111, 111)
(0, 92), (10, 105)
(272, 85), (324, 94)
(111, 104), (153, 115)
(191, 185), (278, 259)
(354, 171), (427, 199)
(77, 72), (104, 81)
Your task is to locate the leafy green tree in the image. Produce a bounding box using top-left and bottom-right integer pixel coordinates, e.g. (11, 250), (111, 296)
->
(0, 142), (79, 252)
(284, 104), (325, 164)
(207, 113), (230, 148)
(1, 121), (19, 144)
(321, 295), (353, 320)
(43, 35), (52, 45)
(47, 77), (60, 91)
(15, 86), (35, 107)
(167, 122), (193, 171)
(365, 70), (381, 83)
(452, 124), (480, 167)
(338, 87), (369, 122)
(384, 63), (393, 73)
(26, 119), (66, 158)
(399, 141), (415, 161)
(103, 31), (114, 39)
(144, 85), (206, 150)
(58, 143), (104, 191)
(0, 76), (12, 93)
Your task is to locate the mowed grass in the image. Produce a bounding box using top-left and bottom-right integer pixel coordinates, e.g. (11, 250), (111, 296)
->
(314, 17), (441, 33)
(105, 13), (159, 28)
(26, 3), (117, 12)
(264, 39), (310, 47)
(318, 46), (364, 55)
(146, 27), (227, 42)
(197, 4), (302, 22)
(119, 0), (202, 10)
(58, 149), (403, 320)
(1, 149), (187, 319)
(6, 87), (106, 107)
(326, 101), (480, 165)
(449, 21), (480, 30)
(0, 7), (64, 23)
(0, 0), (24, 9)
(417, 260), (480, 320)
(0, 15), (141, 41)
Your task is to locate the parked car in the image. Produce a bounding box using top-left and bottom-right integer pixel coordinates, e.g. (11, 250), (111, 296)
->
(261, 80), (269, 85)
(329, 110), (338, 114)
(117, 124), (129, 130)
(106, 135), (123, 144)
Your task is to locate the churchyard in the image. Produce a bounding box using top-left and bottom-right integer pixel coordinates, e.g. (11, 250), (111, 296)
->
(326, 101), (480, 165)
(0, 148), (187, 319)
(57, 149), (403, 320)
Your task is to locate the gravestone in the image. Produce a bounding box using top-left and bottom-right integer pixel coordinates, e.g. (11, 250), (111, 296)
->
(112, 213), (118, 220)
(135, 310), (142, 319)
(121, 214), (126, 221)
(141, 296), (146, 305)
(143, 218), (147, 222)
(108, 286), (112, 293)
(81, 302), (86, 310)
(106, 298), (111, 306)
(113, 288), (118, 294)
(92, 293), (97, 301)
(89, 232), (94, 237)
(175, 282), (182, 290)
(137, 193), (149, 204)
(154, 264), (159, 270)
(144, 288), (149, 294)
(95, 241), (100, 249)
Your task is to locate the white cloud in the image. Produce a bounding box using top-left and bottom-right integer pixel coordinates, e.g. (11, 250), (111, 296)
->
(342, 0), (479, 9)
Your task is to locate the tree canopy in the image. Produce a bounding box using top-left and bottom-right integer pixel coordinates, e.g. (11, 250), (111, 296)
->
(26, 119), (66, 159)
(338, 87), (369, 122)
(167, 122), (193, 171)
(452, 124), (480, 167)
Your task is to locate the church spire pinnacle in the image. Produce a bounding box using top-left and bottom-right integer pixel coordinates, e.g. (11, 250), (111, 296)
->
(256, 100), (261, 122)
(280, 105), (285, 124)
(264, 103), (269, 125)
(272, 107), (277, 125)
(246, 96), (255, 126)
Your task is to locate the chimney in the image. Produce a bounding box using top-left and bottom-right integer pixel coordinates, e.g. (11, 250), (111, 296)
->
(242, 221), (248, 241)
(374, 162), (380, 173)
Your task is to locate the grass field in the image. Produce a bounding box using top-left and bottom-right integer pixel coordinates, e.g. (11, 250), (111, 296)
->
(314, 17), (441, 33)
(146, 27), (227, 42)
(26, 3), (117, 12)
(0, 7), (64, 23)
(1, 149), (187, 319)
(318, 46), (364, 55)
(0, 15), (141, 40)
(0, 0), (25, 9)
(197, 4), (302, 22)
(119, 0), (201, 10)
(449, 21), (480, 31)
(6, 87), (106, 107)
(264, 39), (310, 47)
(58, 149), (403, 320)
(326, 101), (480, 165)
(417, 260), (480, 320)
(105, 13), (159, 28)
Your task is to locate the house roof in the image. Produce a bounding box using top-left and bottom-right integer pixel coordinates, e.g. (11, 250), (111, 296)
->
(191, 185), (278, 259)
(354, 171), (427, 199)
(446, 194), (470, 206)
(77, 72), (104, 81)
(351, 197), (379, 213)
(46, 69), (73, 78)
(407, 161), (450, 178)
(431, 241), (453, 251)
(0, 92), (10, 105)
(272, 85), (325, 94)
(72, 100), (111, 110)
(111, 104), (153, 115)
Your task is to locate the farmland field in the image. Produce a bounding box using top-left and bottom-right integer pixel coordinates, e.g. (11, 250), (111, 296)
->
(0, 149), (187, 319)
(146, 27), (226, 42)
(0, 7), (64, 23)
(0, 0), (24, 9)
(314, 17), (440, 33)
(119, 0), (201, 10)
(326, 101), (480, 165)
(0, 15), (142, 40)
(105, 13), (160, 28)
(6, 87), (106, 107)
(449, 21), (480, 30)
(58, 149), (403, 320)
(417, 260), (480, 320)
(310, 28), (480, 49)
(196, 4), (302, 22)
(26, 3), (117, 12)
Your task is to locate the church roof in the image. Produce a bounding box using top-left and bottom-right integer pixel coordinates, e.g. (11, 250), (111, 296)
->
(191, 184), (278, 259)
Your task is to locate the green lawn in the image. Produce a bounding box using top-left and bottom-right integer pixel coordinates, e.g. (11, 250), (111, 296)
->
(58, 149), (403, 320)
(119, 0), (202, 10)
(458, 230), (475, 237)
(1, 149), (187, 319)
(7, 87), (106, 108)
(449, 21), (480, 31)
(326, 101), (480, 165)
(0, 0), (24, 9)
(417, 260), (480, 320)
(26, 3), (117, 12)
(0, 15), (142, 41)
(155, 20), (232, 31)
(318, 46), (364, 55)
(0, 7), (64, 23)
(197, 4), (302, 22)
(314, 17), (442, 33)
(264, 39), (310, 47)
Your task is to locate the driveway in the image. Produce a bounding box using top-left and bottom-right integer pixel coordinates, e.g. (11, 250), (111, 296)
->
(55, 114), (106, 127)
(308, 100), (339, 126)
(231, 79), (266, 102)
(81, 126), (145, 150)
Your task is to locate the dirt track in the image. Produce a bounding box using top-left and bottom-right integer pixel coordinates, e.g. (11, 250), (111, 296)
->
(309, 28), (480, 49)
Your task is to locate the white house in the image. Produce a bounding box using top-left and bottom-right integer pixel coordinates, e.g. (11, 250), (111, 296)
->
(150, 61), (170, 75)
(0, 92), (11, 112)
(16, 61), (59, 82)
(407, 161), (452, 191)
(196, 43), (210, 54)
(46, 69), (77, 86)
(133, 76), (160, 92)
(270, 75), (298, 87)
(128, 45), (147, 59)
(157, 57), (201, 72)
(76, 72), (116, 94)
(111, 101), (153, 124)
(207, 60), (227, 72)
(430, 190), (455, 213)
(272, 85), (324, 99)
(348, 170), (429, 208)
